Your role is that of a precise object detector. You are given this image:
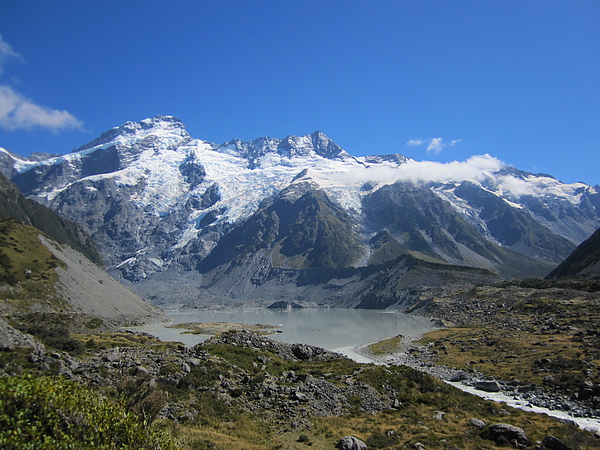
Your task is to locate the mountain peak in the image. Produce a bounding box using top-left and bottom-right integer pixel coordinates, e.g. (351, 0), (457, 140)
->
(218, 131), (348, 168)
(74, 115), (190, 154)
(280, 131), (348, 159)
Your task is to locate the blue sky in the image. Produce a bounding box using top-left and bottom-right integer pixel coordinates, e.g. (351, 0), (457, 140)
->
(0, 1), (599, 185)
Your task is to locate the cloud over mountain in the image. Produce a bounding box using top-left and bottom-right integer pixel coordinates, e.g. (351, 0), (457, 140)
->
(339, 154), (504, 186)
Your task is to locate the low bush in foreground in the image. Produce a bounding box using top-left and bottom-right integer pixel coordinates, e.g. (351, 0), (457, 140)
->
(0, 374), (179, 449)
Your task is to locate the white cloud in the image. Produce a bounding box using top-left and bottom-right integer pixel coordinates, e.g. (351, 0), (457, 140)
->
(0, 34), (23, 74)
(407, 137), (462, 154)
(340, 154), (504, 186)
(0, 85), (83, 131)
(426, 137), (444, 154)
(0, 35), (83, 132)
(498, 175), (533, 196)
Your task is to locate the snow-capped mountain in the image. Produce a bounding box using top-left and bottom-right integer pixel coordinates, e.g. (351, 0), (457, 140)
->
(1, 115), (599, 308)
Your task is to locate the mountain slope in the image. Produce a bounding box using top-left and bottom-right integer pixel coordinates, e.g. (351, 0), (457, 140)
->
(0, 219), (165, 326)
(362, 181), (557, 278)
(1, 115), (598, 307)
(0, 172), (102, 266)
(546, 227), (600, 279)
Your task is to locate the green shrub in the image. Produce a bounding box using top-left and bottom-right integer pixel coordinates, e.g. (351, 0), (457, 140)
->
(297, 433), (310, 443)
(0, 374), (179, 449)
(20, 322), (85, 355)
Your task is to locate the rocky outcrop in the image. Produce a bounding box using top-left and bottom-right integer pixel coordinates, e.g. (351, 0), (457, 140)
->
(0, 317), (43, 352)
(9, 330), (414, 424)
(207, 329), (343, 363)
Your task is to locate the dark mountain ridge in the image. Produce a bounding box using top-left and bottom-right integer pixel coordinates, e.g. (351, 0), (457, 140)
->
(547, 227), (600, 279)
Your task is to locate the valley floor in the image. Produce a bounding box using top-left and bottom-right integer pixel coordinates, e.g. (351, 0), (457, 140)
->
(360, 278), (600, 432)
(3, 277), (600, 448)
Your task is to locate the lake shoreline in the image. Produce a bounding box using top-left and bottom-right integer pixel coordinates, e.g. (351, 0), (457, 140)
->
(129, 307), (437, 352)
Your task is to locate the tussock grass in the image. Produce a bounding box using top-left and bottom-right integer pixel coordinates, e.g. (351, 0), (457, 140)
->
(0, 219), (64, 286)
(367, 335), (402, 355)
(417, 323), (600, 393)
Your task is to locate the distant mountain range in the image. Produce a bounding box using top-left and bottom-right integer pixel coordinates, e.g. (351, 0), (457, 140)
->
(1, 115), (599, 308)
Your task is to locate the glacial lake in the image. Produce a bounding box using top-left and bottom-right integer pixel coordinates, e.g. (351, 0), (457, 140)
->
(133, 308), (600, 429)
(134, 308), (437, 361)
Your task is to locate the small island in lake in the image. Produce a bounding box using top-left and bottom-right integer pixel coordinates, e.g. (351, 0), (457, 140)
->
(167, 322), (282, 335)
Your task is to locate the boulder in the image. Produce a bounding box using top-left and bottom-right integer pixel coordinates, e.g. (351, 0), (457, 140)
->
(335, 435), (367, 450)
(541, 435), (571, 450)
(449, 371), (469, 382)
(469, 418), (486, 429)
(474, 380), (501, 392)
(481, 423), (529, 447)
(292, 344), (314, 360)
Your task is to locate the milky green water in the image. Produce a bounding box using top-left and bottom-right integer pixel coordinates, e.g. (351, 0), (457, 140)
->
(134, 308), (436, 359)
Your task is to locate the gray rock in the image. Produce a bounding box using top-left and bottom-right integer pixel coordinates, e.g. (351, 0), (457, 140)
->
(474, 380), (501, 392)
(0, 317), (43, 352)
(481, 423), (529, 447)
(449, 371), (469, 382)
(136, 365), (149, 375)
(292, 344), (314, 360)
(293, 391), (309, 402)
(102, 349), (121, 362)
(469, 418), (486, 429)
(541, 435), (571, 450)
(335, 435), (367, 450)
(517, 383), (537, 393)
